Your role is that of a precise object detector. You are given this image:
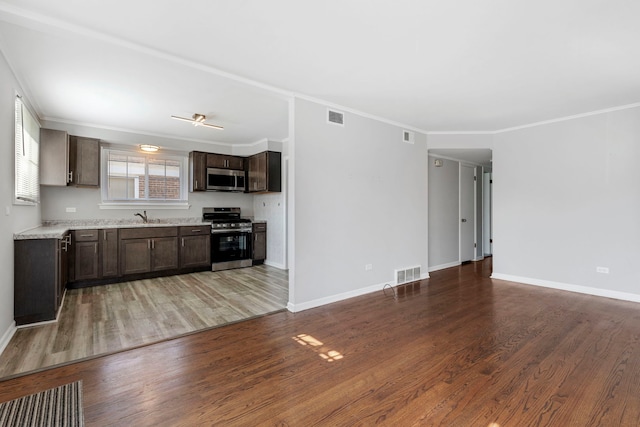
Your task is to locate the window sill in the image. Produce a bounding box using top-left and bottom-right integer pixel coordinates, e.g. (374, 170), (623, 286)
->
(99, 202), (191, 210)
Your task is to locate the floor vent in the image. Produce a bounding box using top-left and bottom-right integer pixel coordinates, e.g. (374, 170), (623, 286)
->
(395, 265), (421, 285)
(327, 109), (345, 126)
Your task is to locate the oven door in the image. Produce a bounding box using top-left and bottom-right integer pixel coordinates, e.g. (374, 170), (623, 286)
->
(211, 231), (252, 263)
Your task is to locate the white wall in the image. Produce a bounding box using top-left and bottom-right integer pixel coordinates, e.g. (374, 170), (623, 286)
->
(0, 52), (41, 349)
(291, 98), (428, 310)
(427, 157), (459, 270)
(253, 193), (286, 268)
(492, 106), (640, 300)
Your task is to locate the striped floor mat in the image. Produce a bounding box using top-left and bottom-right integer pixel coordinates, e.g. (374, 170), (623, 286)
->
(0, 381), (84, 427)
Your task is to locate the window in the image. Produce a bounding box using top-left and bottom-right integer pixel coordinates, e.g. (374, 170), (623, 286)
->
(101, 146), (188, 206)
(14, 95), (40, 205)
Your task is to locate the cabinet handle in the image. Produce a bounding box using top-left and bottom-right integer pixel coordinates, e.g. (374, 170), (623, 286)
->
(68, 171), (73, 182)
(80, 234), (94, 237)
(191, 229), (201, 233)
(147, 239), (151, 250)
(195, 179), (198, 189)
(182, 238), (185, 247)
(94, 243), (97, 254)
(152, 239), (155, 249)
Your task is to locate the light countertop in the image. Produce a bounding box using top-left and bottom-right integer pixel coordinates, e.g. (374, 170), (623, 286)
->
(14, 218), (211, 240)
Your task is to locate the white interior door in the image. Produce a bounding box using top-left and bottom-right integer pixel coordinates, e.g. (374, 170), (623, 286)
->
(483, 172), (492, 256)
(460, 165), (475, 262)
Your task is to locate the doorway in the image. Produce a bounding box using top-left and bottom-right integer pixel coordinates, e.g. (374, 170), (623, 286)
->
(427, 149), (492, 272)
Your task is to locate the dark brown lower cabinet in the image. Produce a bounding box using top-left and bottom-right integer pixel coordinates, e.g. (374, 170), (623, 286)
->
(14, 234), (69, 326)
(119, 227), (178, 275)
(179, 226), (211, 269)
(151, 237), (179, 271)
(252, 222), (267, 264)
(101, 229), (119, 277)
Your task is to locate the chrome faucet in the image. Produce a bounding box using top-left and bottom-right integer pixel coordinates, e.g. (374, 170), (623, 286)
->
(134, 210), (148, 223)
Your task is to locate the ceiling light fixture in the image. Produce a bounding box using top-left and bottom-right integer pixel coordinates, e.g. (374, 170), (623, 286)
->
(171, 113), (224, 130)
(140, 144), (159, 152)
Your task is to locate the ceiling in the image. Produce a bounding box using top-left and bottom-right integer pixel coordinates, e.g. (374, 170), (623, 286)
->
(0, 1), (639, 145)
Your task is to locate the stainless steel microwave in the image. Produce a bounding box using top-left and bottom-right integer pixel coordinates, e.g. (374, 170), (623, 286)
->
(206, 168), (245, 192)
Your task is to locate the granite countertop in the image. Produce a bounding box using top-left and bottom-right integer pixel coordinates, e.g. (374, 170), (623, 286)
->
(14, 218), (211, 240)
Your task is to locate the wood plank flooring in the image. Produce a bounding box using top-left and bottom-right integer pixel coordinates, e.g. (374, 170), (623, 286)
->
(2, 258), (640, 426)
(0, 265), (288, 379)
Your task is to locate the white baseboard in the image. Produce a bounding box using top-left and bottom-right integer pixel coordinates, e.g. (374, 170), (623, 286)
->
(491, 272), (640, 304)
(429, 261), (461, 272)
(0, 321), (16, 356)
(287, 281), (390, 313)
(264, 260), (287, 270)
(421, 272), (431, 280)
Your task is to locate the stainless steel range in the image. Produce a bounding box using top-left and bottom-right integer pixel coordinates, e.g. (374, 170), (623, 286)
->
(203, 207), (252, 271)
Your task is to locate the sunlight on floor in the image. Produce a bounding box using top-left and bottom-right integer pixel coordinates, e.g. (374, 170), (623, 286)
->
(293, 334), (344, 363)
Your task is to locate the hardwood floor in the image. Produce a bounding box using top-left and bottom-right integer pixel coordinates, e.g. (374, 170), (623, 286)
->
(0, 265), (288, 379)
(2, 258), (640, 426)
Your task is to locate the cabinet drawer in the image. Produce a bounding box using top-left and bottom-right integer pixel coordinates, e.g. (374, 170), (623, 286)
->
(179, 225), (211, 236)
(252, 223), (267, 232)
(119, 227), (178, 240)
(73, 229), (99, 241)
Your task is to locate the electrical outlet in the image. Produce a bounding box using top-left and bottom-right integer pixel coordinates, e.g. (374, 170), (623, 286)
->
(596, 266), (609, 274)
(66, 207), (77, 213)
(365, 264), (373, 271)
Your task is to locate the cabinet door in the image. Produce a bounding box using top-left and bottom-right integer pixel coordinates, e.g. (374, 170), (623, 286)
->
(253, 232), (266, 262)
(101, 229), (119, 278)
(74, 241), (99, 281)
(248, 152), (267, 192)
(14, 239), (59, 325)
(120, 238), (151, 275)
(151, 237), (178, 271)
(226, 156), (244, 170)
(189, 151), (207, 191)
(206, 153), (227, 169)
(58, 236), (69, 308)
(70, 136), (100, 187)
(180, 235), (211, 269)
(40, 128), (69, 186)
(207, 153), (244, 170)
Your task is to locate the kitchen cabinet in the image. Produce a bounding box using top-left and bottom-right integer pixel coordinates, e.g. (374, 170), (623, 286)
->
(119, 227), (178, 275)
(246, 151), (281, 193)
(252, 222), (267, 264)
(40, 128), (70, 186)
(207, 153), (244, 170)
(101, 229), (119, 278)
(73, 230), (100, 281)
(179, 225), (211, 269)
(14, 233), (70, 326)
(189, 151), (207, 192)
(69, 136), (100, 187)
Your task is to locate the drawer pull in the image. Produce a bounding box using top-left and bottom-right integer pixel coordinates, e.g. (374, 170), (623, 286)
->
(191, 229), (201, 232)
(80, 234), (94, 237)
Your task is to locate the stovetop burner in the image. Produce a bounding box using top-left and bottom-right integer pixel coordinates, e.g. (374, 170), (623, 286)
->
(203, 207), (252, 232)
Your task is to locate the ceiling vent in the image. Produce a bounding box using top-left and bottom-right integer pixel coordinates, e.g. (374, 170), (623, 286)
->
(403, 130), (415, 144)
(327, 109), (345, 126)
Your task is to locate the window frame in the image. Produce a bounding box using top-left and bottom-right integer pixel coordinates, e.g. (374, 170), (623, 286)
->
(100, 144), (190, 210)
(14, 94), (40, 206)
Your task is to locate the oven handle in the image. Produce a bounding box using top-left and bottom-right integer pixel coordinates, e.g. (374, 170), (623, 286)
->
(210, 229), (253, 235)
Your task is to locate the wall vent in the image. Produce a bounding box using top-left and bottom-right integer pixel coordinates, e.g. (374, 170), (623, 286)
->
(394, 265), (421, 285)
(327, 109), (345, 126)
(402, 130), (415, 144)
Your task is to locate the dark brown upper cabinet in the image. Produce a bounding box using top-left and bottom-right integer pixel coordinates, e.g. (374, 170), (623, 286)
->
(189, 151), (207, 192)
(207, 153), (244, 171)
(246, 151), (281, 193)
(69, 135), (100, 187)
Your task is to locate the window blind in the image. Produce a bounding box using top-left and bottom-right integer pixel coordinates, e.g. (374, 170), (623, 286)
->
(14, 96), (40, 204)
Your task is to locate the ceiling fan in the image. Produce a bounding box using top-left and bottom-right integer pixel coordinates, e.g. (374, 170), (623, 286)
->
(170, 113), (224, 130)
